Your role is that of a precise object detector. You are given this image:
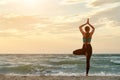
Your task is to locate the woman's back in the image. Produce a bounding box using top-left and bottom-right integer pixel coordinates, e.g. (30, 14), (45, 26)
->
(83, 33), (91, 43)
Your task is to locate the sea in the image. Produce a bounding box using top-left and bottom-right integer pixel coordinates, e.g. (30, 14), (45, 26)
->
(0, 54), (119, 76)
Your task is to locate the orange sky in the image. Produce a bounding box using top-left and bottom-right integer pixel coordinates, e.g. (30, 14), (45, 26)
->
(0, 0), (120, 54)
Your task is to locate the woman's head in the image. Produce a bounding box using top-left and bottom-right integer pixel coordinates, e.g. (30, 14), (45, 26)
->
(85, 26), (90, 32)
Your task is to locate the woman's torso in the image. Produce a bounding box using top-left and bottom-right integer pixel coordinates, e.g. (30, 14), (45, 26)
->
(83, 33), (92, 44)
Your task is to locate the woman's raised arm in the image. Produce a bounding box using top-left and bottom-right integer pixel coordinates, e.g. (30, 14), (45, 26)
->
(79, 23), (87, 35)
(87, 19), (95, 35)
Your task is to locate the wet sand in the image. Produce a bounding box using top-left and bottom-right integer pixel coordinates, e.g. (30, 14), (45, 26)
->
(0, 74), (120, 80)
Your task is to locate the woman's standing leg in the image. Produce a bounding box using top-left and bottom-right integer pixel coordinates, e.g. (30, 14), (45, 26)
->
(85, 44), (92, 76)
(86, 54), (91, 76)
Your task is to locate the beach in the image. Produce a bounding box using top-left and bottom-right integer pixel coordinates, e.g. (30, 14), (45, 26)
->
(0, 74), (120, 80)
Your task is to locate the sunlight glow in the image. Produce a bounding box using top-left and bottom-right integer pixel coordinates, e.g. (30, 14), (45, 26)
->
(23, 0), (40, 7)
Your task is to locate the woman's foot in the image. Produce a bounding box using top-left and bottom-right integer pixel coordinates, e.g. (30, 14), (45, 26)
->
(86, 74), (88, 76)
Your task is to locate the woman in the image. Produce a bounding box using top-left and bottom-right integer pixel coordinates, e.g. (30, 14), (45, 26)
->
(73, 18), (95, 76)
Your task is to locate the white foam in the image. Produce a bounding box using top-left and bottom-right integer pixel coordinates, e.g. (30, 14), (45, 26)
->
(59, 64), (77, 68)
(110, 60), (120, 64)
(45, 71), (83, 76)
(90, 72), (120, 76)
(4, 71), (120, 76)
(48, 72), (120, 76)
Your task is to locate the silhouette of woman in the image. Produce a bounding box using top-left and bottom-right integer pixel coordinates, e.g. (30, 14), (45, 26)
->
(73, 18), (95, 76)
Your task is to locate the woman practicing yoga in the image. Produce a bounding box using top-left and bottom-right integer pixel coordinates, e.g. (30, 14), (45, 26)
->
(73, 18), (95, 76)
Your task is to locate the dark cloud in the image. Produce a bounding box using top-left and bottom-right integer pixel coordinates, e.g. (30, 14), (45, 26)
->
(89, 5), (120, 28)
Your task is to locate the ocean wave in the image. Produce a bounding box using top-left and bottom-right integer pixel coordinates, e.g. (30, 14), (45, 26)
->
(45, 71), (81, 76)
(0, 54), (119, 76)
(91, 65), (110, 68)
(59, 64), (78, 69)
(37, 71), (120, 76)
(38, 64), (55, 67)
(110, 60), (120, 65)
(90, 72), (120, 76)
(91, 57), (120, 60)
(48, 56), (85, 63)
(4, 71), (120, 76)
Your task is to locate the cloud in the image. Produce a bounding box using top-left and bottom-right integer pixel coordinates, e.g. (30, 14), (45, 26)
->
(0, 29), (27, 37)
(90, 0), (120, 7)
(0, 14), (82, 37)
(61, 0), (84, 5)
(89, 5), (120, 27)
(42, 15), (86, 34)
(0, 14), (51, 37)
(0, 0), (20, 5)
(0, 4), (119, 38)
(50, 15), (82, 23)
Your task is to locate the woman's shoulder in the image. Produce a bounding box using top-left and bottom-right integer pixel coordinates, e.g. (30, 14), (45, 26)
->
(83, 33), (92, 38)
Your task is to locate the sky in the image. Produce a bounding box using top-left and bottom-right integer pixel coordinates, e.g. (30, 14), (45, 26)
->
(0, 0), (120, 54)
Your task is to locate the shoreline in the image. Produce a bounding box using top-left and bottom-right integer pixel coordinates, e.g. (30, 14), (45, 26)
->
(0, 74), (120, 80)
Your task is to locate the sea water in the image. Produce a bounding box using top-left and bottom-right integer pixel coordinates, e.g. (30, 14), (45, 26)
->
(0, 54), (119, 76)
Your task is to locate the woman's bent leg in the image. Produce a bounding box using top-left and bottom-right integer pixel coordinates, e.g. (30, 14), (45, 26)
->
(73, 49), (85, 55)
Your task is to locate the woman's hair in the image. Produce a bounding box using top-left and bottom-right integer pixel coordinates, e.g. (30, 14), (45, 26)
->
(85, 26), (90, 32)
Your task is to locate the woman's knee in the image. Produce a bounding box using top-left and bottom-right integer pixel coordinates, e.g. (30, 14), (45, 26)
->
(73, 49), (84, 55)
(73, 50), (76, 55)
